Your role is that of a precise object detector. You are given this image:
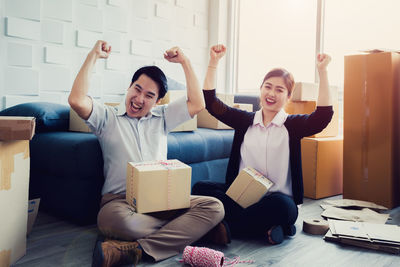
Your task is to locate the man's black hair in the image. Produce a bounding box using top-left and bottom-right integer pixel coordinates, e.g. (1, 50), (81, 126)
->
(131, 66), (168, 99)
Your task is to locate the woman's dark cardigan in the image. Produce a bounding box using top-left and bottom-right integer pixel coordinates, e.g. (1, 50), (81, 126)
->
(204, 90), (334, 205)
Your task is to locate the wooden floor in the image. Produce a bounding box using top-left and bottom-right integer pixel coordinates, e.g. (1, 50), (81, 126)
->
(14, 195), (400, 267)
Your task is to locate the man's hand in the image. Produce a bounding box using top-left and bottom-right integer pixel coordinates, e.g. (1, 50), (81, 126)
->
(209, 44), (226, 67)
(91, 40), (112, 59)
(164, 47), (188, 64)
(317, 53), (331, 72)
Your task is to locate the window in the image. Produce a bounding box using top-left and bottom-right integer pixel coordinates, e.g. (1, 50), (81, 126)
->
(324, 0), (400, 88)
(236, 0), (317, 93)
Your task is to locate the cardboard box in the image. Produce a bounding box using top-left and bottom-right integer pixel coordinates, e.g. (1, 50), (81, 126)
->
(343, 52), (400, 209)
(198, 103), (253, 130)
(69, 108), (91, 133)
(301, 136), (343, 199)
(126, 159), (191, 213)
(292, 82), (339, 102)
(284, 100), (339, 138)
(0, 117), (35, 140)
(226, 167), (274, 208)
(292, 82), (319, 101)
(158, 91), (197, 132)
(27, 198), (40, 236)
(158, 90), (186, 105)
(0, 117), (34, 266)
(69, 103), (121, 133)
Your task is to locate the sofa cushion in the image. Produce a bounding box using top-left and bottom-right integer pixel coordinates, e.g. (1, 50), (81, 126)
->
(0, 102), (69, 133)
(30, 131), (104, 179)
(167, 128), (233, 164)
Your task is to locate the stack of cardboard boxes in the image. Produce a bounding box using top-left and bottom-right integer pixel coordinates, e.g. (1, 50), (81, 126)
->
(0, 117), (36, 266)
(343, 51), (400, 209)
(286, 82), (343, 199)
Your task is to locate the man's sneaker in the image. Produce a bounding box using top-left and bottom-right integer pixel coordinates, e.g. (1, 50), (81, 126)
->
(92, 238), (142, 267)
(204, 220), (231, 245)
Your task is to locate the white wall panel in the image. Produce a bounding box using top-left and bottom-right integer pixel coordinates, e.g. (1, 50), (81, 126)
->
(5, 95), (40, 108)
(80, 0), (98, 7)
(131, 18), (153, 41)
(130, 39), (152, 57)
(194, 0), (208, 13)
(103, 32), (122, 52)
(39, 91), (63, 103)
(105, 54), (127, 71)
(44, 46), (70, 65)
(5, 17), (40, 40)
(7, 43), (33, 67)
(175, 0), (193, 9)
(194, 13), (207, 28)
(108, 0), (126, 7)
(41, 20), (64, 44)
(176, 7), (192, 27)
(130, 57), (153, 73)
(153, 19), (172, 41)
(43, 0), (73, 22)
(105, 7), (127, 32)
(132, 0), (150, 19)
(5, 67), (39, 95)
(155, 3), (171, 19)
(103, 71), (129, 94)
(5, 0), (40, 21)
(76, 4), (103, 32)
(76, 30), (102, 48)
(40, 66), (71, 91)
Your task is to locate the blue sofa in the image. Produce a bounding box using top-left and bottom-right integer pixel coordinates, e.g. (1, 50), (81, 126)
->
(0, 95), (259, 225)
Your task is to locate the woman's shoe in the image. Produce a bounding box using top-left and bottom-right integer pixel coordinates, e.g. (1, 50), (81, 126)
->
(283, 224), (296, 236)
(266, 225), (284, 245)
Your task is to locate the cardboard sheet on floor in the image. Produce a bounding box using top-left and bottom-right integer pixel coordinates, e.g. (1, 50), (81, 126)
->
(323, 199), (388, 211)
(328, 219), (400, 245)
(324, 230), (400, 254)
(321, 206), (389, 224)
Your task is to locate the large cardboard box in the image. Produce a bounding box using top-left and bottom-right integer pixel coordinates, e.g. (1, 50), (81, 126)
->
(198, 103), (253, 130)
(0, 117), (35, 140)
(292, 82), (319, 101)
(301, 136), (343, 199)
(284, 100), (339, 138)
(159, 91), (197, 132)
(292, 82), (339, 102)
(226, 167), (274, 208)
(0, 117), (35, 266)
(69, 108), (91, 133)
(343, 51), (400, 209)
(126, 159), (191, 213)
(69, 103), (125, 133)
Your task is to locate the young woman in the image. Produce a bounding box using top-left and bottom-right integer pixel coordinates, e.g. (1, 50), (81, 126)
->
(192, 45), (333, 244)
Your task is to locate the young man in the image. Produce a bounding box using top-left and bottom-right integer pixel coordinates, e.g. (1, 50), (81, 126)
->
(69, 40), (226, 266)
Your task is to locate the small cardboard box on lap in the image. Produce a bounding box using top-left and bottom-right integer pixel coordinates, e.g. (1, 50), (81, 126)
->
(126, 159), (191, 213)
(226, 167), (274, 208)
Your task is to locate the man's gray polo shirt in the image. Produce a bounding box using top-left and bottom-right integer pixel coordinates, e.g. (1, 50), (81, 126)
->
(86, 97), (191, 195)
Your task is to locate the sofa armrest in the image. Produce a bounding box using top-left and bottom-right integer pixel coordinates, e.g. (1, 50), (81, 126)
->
(0, 102), (70, 133)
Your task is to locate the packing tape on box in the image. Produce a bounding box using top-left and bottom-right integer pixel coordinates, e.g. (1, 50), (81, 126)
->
(303, 219), (329, 235)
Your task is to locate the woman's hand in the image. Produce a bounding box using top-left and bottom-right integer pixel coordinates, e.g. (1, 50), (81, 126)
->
(317, 53), (331, 72)
(209, 44), (226, 67)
